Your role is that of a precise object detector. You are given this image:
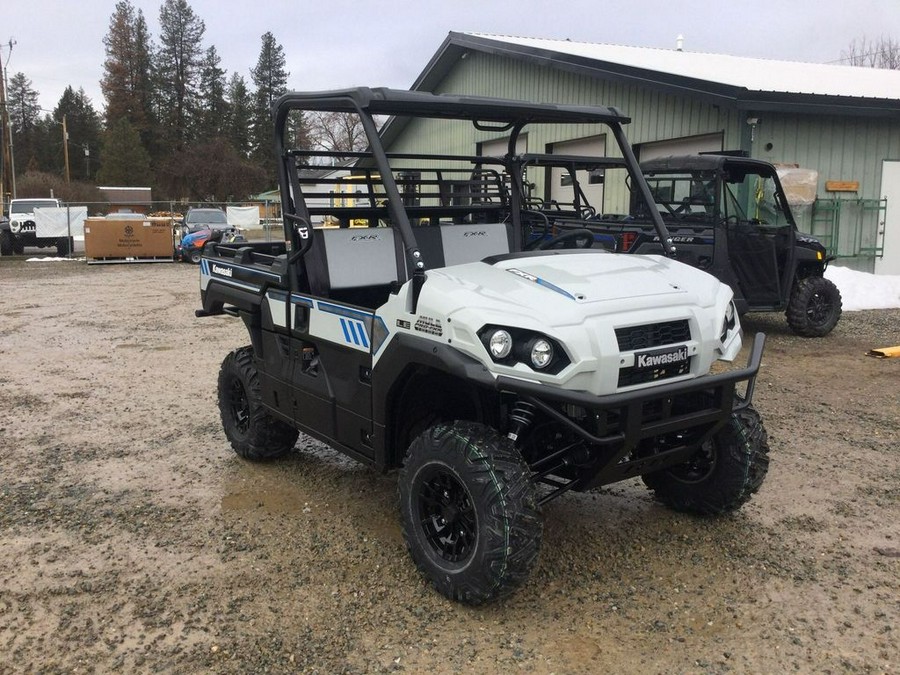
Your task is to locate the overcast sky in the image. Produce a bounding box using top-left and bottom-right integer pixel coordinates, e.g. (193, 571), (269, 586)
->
(5, 0), (900, 113)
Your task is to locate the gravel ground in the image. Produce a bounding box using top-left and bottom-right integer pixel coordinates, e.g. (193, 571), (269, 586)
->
(0, 258), (897, 674)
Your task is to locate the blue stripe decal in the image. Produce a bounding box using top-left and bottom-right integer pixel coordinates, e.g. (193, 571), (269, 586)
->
(290, 293), (314, 308)
(338, 318), (370, 348)
(317, 301), (373, 322)
(355, 322), (369, 348)
(340, 318), (354, 343)
(536, 277), (577, 301)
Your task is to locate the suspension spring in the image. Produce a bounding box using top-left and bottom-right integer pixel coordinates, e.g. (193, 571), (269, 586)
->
(507, 400), (537, 442)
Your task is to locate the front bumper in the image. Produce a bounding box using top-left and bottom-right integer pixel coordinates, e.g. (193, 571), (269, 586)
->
(496, 332), (766, 491)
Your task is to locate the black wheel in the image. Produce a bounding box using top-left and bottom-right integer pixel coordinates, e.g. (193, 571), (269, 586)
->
(0, 231), (13, 256)
(189, 249), (202, 264)
(642, 403), (770, 515)
(56, 237), (72, 256)
(13, 239), (25, 255)
(786, 276), (842, 337)
(398, 421), (542, 604)
(217, 346), (299, 460)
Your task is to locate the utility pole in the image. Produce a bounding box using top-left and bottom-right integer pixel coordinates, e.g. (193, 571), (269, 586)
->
(0, 39), (15, 204)
(62, 115), (70, 184)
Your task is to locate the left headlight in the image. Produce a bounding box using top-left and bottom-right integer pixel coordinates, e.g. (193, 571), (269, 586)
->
(10, 220), (21, 233)
(528, 337), (554, 370)
(478, 325), (569, 374)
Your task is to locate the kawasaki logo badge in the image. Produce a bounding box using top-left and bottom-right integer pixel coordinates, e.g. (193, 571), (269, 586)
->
(635, 345), (689, 369)
(212, 264), (233, 277)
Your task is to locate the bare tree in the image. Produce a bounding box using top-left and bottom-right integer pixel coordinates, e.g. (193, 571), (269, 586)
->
(306, 111), (375, 160)
(840, 36), (900, 69)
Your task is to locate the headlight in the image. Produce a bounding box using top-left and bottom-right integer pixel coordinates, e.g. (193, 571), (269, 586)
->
(478, 325), (569, 373)
(529, 338), (554, 369)
(488, 329), (513, 359)
(10, 220), (21, 233)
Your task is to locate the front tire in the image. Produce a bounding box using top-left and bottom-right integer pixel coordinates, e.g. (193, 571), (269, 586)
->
(786, 276), (842, 337)
(189, 249), (202, 264)
(643, 403), (770, 515)
(399, 421), (542, 604)
(0, 231), (13, 256)
(217, 346), (299, 460)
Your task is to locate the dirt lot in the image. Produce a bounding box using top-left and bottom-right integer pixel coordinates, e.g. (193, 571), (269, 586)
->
(0, 257), (897, 674)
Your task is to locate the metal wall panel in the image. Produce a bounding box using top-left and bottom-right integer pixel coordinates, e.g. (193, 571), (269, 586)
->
(387, 51), (900, 269)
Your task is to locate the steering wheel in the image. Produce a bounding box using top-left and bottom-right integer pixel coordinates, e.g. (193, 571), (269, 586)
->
(537, 228), (595, 250)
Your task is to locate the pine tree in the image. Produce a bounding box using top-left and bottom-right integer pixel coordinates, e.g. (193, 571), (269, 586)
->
(54, 87), (102, 182)
(250, 31), (289, 166)
(6, 72), (42, 175)
(155, 0), (206, 150)
(97, 117), (153, 186)
(101, 1), (156, 153)
(195, 46), (228, 142)
(225, 73), (253, 157)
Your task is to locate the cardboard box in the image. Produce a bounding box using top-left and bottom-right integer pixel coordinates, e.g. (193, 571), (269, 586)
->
(84, 218), (174, 259)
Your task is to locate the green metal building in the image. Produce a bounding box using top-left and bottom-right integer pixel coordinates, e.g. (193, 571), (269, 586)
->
(385, 32), (900, 274)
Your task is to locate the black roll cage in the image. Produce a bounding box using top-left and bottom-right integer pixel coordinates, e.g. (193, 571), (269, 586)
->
(272, 87), (677, 306)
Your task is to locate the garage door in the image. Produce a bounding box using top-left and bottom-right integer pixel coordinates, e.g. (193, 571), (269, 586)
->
(639, 133), (724, 162)
(875, 160), (900, 275)
(548, 135), (607, 213)
(479, 135), (527, 158)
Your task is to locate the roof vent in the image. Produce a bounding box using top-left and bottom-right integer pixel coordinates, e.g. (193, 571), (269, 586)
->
(676, 35), (684, 51)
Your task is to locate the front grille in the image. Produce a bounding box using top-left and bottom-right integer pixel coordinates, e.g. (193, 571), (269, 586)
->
(615, 319), (691, 351)
(618, 357), (692, 387)
(615, 319), (692, 388)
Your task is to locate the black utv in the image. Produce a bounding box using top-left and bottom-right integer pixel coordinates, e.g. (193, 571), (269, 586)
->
(539, 154), (842, 337)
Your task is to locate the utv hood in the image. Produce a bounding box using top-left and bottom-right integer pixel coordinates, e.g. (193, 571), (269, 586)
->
(421, 251), (723, 323)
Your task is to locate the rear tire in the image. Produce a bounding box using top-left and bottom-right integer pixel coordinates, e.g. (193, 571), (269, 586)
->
(398, 421), (542, 604)
(786, 276), (842, 337)
(56, 237), (73, 256)
(189, 249), (202, 264)
(642, 403), (770, 515)
(217, 346), (299, 460)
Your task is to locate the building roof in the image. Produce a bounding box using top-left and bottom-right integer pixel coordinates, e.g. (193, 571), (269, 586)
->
(412, 32), (900, 117)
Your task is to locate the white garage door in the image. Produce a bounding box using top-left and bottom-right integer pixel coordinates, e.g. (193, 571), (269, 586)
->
(548, 135), (607, 213)
(639, 133), (724, 162)
(875, 160), (900, 275)
(479, 135), (527, 158)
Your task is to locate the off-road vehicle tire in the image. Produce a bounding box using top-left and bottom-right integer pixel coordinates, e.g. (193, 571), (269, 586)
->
(786, 276), (842, 337)
(189, 250), (202, 264)
(642, 403), (770, 515)
(0, 230), (13, 256)
(398, 421), (542, 604)
(218, 346), (299, 460)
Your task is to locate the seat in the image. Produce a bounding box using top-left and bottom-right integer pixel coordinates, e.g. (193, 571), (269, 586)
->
(413, 222), (512, 269)
(314, 227), (405, 308)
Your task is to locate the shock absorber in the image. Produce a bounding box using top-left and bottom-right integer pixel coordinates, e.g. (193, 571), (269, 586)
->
(507, 400), (536, 443)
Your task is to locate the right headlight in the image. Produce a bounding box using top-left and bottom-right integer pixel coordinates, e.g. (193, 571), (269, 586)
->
(10, 220), (21, 233)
